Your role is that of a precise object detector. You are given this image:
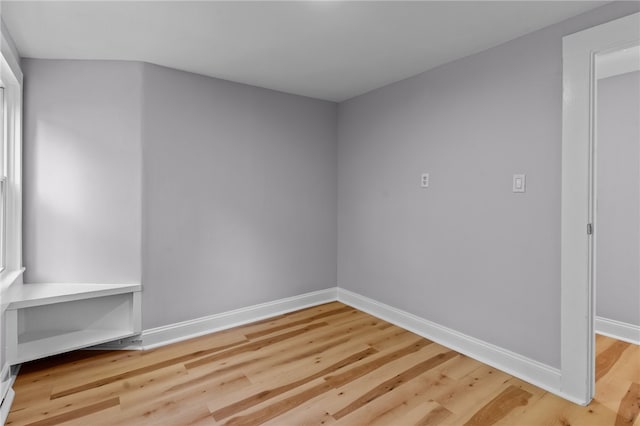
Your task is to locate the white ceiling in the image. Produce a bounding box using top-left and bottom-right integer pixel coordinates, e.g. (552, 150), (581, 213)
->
(2, 1), (609, 102)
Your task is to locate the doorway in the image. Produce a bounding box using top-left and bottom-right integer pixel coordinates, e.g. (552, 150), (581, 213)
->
(594, 46), (640, 345)
(561, 12), (640, 405)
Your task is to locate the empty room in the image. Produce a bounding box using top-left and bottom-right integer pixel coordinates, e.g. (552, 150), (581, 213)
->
(0, 1), (638, 425)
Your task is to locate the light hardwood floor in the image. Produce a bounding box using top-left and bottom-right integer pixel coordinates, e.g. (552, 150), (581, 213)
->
(6, 302), (640, 425)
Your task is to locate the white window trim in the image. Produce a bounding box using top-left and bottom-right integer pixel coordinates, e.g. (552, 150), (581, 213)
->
(0, 176), (6, 274)
(0, 20), (24, 292)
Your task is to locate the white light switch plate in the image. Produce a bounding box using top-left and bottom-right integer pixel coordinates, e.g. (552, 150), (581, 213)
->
(513, 174), (526, 193)
(421, 173), (429, 188)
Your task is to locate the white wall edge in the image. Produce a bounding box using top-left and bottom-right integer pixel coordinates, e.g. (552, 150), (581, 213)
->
(336, 288), (565, 401)
(0, 388), (15, 425)
(94, 287), (338, 351)
(0, 364), (20, 423)
(595, 316), (640, 345)
(0, 363), (12, 405)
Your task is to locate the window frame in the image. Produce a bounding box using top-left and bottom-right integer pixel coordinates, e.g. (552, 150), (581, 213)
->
(0, 27), (24, 290)
(0, 176), (5, 274)
(0, 86), (5, 273)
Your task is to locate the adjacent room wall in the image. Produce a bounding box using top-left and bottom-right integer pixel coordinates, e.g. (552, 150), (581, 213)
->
(337, 2), (640, 369)
(141, 64), (337, 329)
(596, 71), (640, 327)
(22, 59), (143, 284)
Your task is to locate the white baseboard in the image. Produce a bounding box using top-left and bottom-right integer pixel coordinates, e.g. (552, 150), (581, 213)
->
(337, 288), (563, 398)
(13, 283), (594, 407)
(91, 286), (572, 403)
(595, 316), (640, 345)
(94, 287), (338, 350)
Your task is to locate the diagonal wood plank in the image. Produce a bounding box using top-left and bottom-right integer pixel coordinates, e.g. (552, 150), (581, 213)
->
(224, 378), (335, 426)
(244, 305), (356, 339)
(49, 338), (251, 399)
(7, 303), (640, 426)
(324, 338), (432, 387)
(596, 340), (631, 381)
(615, 382), (640, 426)
(462, 384), (532, 426)
(332, 351), (457, 420)
(184, 322), (328, 370)
(211, 346), (379, 420)
(17, 397), (120, 426)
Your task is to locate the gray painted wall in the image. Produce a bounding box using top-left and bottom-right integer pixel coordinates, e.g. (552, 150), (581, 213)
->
(21, 60), (337, 330)
(22, 59), (143, 284)
(141, 64), (337, 329)
(597, 71), (640, 326)
(337, 3), (640, 369)
(20, 2), (638, 366)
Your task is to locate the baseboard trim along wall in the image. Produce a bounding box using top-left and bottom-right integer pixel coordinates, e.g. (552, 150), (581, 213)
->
(336, 288), (564, 400)
(595, 316), (640, 345)
(94, 286), (572, 402)
(94, 287), (338, 350)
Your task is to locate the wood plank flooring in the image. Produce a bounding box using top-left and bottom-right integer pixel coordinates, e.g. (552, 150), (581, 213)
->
(6, 302), (640, 425)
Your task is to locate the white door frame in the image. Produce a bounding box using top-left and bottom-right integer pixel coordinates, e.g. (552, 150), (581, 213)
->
(561, 12), (640, 405)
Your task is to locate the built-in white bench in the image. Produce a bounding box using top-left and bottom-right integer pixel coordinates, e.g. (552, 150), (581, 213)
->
(4, 283), (141, 364)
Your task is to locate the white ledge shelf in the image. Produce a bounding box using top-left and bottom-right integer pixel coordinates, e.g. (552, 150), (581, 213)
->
(5, 283), (142, 310)
(5, 283), (142, 365)
(14, 329), (138, 365)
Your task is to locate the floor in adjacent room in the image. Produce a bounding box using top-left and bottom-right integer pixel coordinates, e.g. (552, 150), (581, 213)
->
(6, 302), (640, 425)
